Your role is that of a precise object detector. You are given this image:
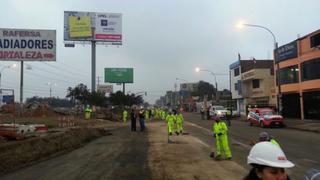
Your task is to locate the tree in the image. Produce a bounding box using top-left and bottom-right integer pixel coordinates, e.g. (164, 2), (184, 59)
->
(192, 81), (215, 101)
(87, 91), (108, 107)
(66, 83), (90, 104)
(108, 91), (144, 106)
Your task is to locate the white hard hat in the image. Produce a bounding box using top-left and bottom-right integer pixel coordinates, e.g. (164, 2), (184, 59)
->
(247, 142), (294, 168)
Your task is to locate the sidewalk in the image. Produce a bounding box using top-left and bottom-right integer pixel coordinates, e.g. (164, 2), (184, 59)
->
(285, 118), (320, 133)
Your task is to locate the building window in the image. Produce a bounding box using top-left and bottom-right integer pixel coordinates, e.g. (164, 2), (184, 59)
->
(234, 68), (240, 76)
(310, 33), (320, 48)
(252, 79), (260, 89)
(279, 65), (299, 85)
(302, 58), (320, 81)
(234, 83), (238, 91)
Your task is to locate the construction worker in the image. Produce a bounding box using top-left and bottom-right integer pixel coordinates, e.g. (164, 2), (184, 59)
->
(145, 108), (149, 121)
(166, 110), (175, 140)
(84, 105), (92, 120)
(212, 116), (232, 160)
(176, 110), (184, 135)
(162, 109), (166, 121)
(155, 108), (159, 120)
(244, 142), (294, 180)
(123, 109), (128, 123)
(259, 132), (280, 147)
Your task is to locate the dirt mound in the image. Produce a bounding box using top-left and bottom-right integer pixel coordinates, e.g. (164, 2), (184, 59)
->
(0, 128), (108, 175)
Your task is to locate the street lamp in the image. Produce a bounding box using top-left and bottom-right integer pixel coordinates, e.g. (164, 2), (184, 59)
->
(236, 20), (281, 114)
(0, 64), (17, 87)
(195, 67), (218, 91)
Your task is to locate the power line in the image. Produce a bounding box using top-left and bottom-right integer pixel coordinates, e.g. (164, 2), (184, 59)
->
(25, 62), (83, 82)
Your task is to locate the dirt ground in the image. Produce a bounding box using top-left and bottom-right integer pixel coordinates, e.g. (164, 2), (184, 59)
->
(0, 120), (247, 180)
(147, 121), (247, 180)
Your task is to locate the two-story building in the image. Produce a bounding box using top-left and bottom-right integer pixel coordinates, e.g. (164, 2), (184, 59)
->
(275, 29), (320, 120)
(230, 60), (276, 117)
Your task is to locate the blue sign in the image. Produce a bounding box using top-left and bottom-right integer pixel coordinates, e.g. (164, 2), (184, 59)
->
(2, 95), (14, 104)
(275, 41), (298, 63)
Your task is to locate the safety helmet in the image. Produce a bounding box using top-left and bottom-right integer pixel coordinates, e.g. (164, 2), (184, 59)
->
(259, 132), (270, 142)
(247, 142), (294, 168)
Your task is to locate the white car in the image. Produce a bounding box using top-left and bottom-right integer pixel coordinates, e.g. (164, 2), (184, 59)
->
(209, 106), (229, 118)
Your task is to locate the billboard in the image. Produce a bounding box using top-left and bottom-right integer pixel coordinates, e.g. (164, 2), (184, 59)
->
(105, 68), (133, 83)
(64, 11), (122, 43)
(97, 85), (113, 93)
(0, 28), (56, 61)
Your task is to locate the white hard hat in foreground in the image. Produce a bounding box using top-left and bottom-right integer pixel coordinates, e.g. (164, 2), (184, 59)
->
(247, 142), (294, 168)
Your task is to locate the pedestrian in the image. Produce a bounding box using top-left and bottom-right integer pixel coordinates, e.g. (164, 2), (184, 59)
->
(123, 108), (128, 123)
(212, 116), (232, 160)
(226, 108), (232, 126)
(176, 110), (184, 135)
(207, 106), (211, 120)
(138, 107), (146, 131)
(304, 168), (320, 180)
(200, 106), (205, 120)
(259, 132), (280, 147)
(130, 108), (136, 132)
(243, 141), (294, 180)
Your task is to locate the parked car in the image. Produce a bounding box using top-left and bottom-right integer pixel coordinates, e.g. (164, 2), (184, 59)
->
(209, 105), (229, 119)
(247, 108), (284, 128)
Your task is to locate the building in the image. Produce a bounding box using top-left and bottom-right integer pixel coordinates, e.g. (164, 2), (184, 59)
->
(275, 29), (320, 120)
(230, 59), (276, 116)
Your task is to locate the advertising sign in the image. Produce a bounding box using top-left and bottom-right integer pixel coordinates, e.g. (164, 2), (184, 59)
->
(105, 68), (133, 83)
(275, 41), (298, 63)
(97, 85), (113, 93)
(0, 28), (56, 61)
(95, 13), (122, 41)
(68, 16), (92, 38)
(64, 11), (122, 43)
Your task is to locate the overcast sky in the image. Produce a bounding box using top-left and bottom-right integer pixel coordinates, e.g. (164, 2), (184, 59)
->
(0, 0), (319, 104)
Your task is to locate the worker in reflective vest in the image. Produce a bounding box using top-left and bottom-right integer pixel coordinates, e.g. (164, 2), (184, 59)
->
(212, 117), (232, 160)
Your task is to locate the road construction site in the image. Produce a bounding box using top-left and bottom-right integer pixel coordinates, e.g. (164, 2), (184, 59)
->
(0, 111), (319, 179)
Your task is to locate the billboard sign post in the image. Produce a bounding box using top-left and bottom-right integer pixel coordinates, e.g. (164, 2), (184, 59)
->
(105, 68), (133, 94)
(64, 11), (122, 92)
(0, 28), (56, 116)
(0, 29), (56, 61)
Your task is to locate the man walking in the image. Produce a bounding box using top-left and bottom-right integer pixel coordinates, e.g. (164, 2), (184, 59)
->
(130, 108), (136, 132)
(212, 116), (232, 160)
(138, 107), (146, 132)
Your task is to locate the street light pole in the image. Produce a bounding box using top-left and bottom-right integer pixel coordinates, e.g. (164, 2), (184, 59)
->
(195, 68), (218, 91)
(238, 22), (281, 114)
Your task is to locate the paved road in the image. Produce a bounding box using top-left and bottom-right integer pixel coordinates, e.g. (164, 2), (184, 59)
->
(1, 126), (151, 180)
(183, 112), (320, 179)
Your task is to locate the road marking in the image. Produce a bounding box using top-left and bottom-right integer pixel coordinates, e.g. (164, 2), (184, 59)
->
(302, 158), (319, 164)
(185, 121), (251, 149)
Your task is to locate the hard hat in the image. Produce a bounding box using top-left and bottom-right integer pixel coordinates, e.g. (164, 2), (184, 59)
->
(247, 142), (294, 168)
(259, 132), (270, 141)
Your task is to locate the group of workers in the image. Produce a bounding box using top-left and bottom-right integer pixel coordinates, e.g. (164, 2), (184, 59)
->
(121, 106), (299, 180)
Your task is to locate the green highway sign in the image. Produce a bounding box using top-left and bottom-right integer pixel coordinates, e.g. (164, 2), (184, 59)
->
(104, 68), (133, 83)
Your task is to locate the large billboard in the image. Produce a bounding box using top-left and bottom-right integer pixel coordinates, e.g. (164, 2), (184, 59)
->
(64, 11), (122, 43)
(0, 28), (56, 61)
(105, 68), (133, 83)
